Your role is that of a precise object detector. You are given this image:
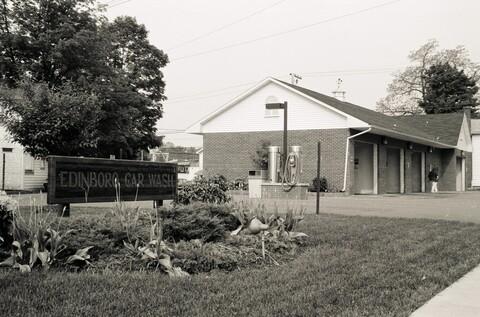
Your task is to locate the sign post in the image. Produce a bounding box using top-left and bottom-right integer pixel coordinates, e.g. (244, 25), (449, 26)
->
(47, 156), (178, 215)
(316, 142), (321, 215)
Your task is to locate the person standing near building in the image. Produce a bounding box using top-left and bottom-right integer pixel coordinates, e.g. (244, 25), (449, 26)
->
(428, 167), (439, 193)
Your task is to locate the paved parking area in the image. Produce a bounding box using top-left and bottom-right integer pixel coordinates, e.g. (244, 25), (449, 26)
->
(235, 191), (480, 224)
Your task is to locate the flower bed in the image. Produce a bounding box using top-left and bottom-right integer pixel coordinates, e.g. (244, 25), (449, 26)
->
(0, 200), (309, 276)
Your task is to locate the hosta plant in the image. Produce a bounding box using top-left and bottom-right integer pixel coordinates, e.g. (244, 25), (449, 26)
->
(123, 211), (189, 277)
(66, 246), (94, 268)
(231, 203), (308, 240)
(0, 202), (91, 272)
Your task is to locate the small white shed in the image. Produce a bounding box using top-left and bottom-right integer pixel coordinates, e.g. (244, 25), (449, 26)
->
(0, 127), (48, 191)
(472, 120), (480, 187)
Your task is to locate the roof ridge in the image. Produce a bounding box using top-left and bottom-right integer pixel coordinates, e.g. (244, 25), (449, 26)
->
(273, 78), (459, 146)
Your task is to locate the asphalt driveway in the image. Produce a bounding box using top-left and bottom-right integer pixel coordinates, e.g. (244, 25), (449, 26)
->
(234, 191), (480, 224)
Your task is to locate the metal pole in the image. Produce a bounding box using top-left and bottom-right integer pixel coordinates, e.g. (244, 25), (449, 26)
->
(2, 152), (5, 190)
(316, 142), (321, 215)
(283, 102), (288, 174)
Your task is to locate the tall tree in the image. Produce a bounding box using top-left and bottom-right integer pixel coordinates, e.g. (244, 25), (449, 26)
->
(377, 39), (480, 115)
(0, 0), (168, 158)
(419, 63), (478, 114)
(96, 16), (167, 158)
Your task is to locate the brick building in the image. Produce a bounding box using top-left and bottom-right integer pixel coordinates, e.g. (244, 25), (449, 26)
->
(186, 77), (472, 194)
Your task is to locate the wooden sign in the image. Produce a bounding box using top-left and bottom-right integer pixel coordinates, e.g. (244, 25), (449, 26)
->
(47, 156), (177, 204)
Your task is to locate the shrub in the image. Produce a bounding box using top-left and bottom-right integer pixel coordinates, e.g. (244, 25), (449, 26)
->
(227, 178), (248, 191)
(309, 177), (328, 192)
(251, 140), (271, 170)
(0, 196), (16, 248)
(171, 239), (239, 274)
(160, 203), (240, 242)
(175, 175), (231, 205)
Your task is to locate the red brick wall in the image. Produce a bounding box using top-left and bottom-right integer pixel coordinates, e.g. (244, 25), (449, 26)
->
(203, 129), (349, 191)
(204, 130), (472, 194)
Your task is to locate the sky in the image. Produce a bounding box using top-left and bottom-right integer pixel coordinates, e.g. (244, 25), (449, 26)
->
(102, 0), (480, 147)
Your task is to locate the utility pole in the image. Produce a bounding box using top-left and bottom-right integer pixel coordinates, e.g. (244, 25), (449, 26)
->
(289, 73), (302, 85)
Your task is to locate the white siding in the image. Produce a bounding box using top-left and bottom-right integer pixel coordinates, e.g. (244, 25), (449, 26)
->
(0, 127), (47, 191)
(23, 158), (48, 191)
(0, 148), (24, 190)
(456, 115), (472, 151)
(472, 135), (480, 187)
(201, 82), (365, 133)
(0, 127), (24, 190)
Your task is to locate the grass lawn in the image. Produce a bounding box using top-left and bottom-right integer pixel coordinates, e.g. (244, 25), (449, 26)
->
(2, 209), (480, 316)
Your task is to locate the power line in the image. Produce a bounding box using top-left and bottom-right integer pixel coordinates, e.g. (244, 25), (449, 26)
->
(107, 0), (134, 8)
(168, 81), (259, 102)
(171, 0), (403, 61)
(301, 67), (401, 76)
(168, 0), (288, 51)
(166, 67), (402, 104)
(167, 88), (251, 104)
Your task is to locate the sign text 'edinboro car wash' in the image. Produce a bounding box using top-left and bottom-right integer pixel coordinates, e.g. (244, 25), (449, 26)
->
(47, 156), (177, 204)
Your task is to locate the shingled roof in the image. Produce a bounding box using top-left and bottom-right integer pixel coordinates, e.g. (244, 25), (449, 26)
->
(395, 113), (465, 146)
(277, 79), (462, 148)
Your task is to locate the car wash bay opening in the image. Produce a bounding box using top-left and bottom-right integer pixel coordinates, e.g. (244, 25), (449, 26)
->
(352, 138), (466, 195)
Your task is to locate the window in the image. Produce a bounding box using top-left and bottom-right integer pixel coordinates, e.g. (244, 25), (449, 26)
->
(24, 154), (34, 175)
(264, 108), (280, 117)
(264, 95), (281, 117)
(2, 148), (13, 152)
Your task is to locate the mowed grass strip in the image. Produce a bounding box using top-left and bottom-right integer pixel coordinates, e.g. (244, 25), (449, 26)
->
(2, 212), (480, 317)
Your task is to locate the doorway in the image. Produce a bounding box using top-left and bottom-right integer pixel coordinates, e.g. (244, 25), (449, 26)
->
(354, 142), (375, 194)
(386, 148), (401, 193)
(411, 152), (422, 192)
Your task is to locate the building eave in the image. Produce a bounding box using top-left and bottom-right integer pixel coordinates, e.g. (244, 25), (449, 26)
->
(369, 126), (455, 149)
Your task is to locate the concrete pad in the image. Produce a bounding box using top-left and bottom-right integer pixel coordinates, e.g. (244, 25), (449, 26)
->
(411, 265), (480, 316)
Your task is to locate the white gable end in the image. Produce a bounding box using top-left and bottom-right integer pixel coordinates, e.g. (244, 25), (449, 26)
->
(200, 81), (367, 134)
(457, 115), (472, 151)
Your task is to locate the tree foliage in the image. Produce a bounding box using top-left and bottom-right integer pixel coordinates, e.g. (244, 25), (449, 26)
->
(419, 63), (478, 114)
(0, 0), (168, 158)
(1, 81), (101, 157)
(377, 39), (480, 115)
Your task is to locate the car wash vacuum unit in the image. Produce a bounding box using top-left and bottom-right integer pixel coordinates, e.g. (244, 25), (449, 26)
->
(267, 145), (302, 191)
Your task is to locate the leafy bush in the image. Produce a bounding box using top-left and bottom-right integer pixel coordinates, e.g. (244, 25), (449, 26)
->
(251, 140), (271, 170)
(309, 177), (328, 192)
(175, 175), (231, 205)
(227, 178), (248, 191)
(160, 203), (240, 242)
(0, 196), (16, 248)
(0, 204), (94, 272)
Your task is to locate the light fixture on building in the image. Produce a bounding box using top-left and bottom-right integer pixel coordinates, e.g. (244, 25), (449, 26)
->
(407, 142), (413, 150)
(382, 137), (388, 145)
(428, 147), (433, 153)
